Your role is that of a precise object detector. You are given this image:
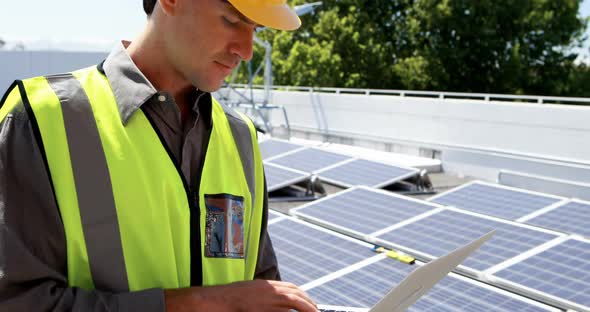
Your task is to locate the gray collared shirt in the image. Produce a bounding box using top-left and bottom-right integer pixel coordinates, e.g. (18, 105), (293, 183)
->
(0, 42), (279, 312)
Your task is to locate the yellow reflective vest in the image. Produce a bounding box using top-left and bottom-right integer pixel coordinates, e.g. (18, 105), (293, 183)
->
(0, 65), (265, 291)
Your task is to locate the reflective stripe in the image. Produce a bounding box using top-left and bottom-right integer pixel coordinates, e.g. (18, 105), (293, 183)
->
(235, 110), (264, 279)
(220, 104), (257, 264)
(46, 74), (129, 292)
(226, 114), (256, 212)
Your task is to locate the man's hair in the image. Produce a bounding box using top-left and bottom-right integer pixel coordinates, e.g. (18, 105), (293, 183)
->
(143, 0), (157, 16)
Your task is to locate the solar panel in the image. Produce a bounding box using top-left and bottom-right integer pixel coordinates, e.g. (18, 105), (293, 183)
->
(292, 187), (441, 236)
(429, 181), (564, 220)
(315, 159), (420, 188)
(408, 276), (553, 312)
(259, 139), (304, 159)
(264, 162), (310, 192)
(306, 257), (553, 311)
(268, 218), (375, 286)
(493, 238), (590, 311)
(268, 210), (284, 222)
(268, 148), (353, 173)
(524, 200), (590, 238)
(375, 209), (560, 272)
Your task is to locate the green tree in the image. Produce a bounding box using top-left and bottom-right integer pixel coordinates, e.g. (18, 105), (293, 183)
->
(404, 0), (587, 95)
(237, 0), (588, 97)
(564, 62), (590, 97)
(233, 0), (414, 88)
(272, 0), (412, 88)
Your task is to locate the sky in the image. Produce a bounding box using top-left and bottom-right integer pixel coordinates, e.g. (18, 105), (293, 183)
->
(0, 0), (589, 56)
(0, 0), (146, 51)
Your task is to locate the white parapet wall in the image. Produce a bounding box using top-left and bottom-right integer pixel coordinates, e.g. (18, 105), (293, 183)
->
(269, 90), (590, 162)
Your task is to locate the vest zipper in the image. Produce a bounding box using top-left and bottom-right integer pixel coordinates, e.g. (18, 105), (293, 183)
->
(140, 106), (206, 286)
(191, 126), (212, 286)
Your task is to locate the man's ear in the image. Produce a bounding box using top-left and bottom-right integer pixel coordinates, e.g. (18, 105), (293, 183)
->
(158, 0), (179, 16)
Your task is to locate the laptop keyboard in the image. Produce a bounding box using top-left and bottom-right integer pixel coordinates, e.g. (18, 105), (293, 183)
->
(316, 305), (369, 312)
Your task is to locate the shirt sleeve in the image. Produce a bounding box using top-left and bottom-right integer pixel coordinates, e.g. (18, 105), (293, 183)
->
(0, 87), (165, 312)
(253, 178), (282, 281)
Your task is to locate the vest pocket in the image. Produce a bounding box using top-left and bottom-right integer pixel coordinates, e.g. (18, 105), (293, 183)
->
(203, 194), (245, 259)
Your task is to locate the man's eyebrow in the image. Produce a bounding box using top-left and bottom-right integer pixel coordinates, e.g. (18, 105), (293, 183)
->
(222, 0), (263, 28)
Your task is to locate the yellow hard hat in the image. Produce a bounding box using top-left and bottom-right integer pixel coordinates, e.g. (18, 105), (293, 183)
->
(228, 0), (301, 31)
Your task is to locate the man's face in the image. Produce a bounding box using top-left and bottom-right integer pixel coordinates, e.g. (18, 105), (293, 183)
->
(162, 0), (258, 92)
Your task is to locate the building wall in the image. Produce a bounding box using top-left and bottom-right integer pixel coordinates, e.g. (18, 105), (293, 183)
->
(0, 50), (107, 94)
(255, 90), (590, 165)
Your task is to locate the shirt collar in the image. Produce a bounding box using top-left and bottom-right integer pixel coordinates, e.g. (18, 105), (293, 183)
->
(101, 41), (212, 127)
(103, 41), (157, 125)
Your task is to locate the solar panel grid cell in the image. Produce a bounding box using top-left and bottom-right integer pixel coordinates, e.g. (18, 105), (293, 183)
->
(526, 201), (590, 238)
(307, 257), (552, 311)
(376, 210), (560, 271)
(316, 159), (418, 188)
(307, 257), (410, 308)
(431, 182), (563, 220)
(264, 163), (309, 192)
(294, 188), (439, 235)
(268, 219), (375, 286)
(259, 139), (303, 159)
(268, 210), (283, 221)
(269, 148), (353, 173)
(494, 239), (590, 310)
(409, 276), (549, 312)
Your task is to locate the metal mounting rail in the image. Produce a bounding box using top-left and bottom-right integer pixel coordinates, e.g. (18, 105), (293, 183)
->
(227, 83), (590, 105)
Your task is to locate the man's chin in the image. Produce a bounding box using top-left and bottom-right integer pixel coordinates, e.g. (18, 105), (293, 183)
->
(195, 79), (226, 93)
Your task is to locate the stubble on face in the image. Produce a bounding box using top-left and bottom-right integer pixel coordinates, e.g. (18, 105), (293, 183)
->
(163, 0), (256, 92)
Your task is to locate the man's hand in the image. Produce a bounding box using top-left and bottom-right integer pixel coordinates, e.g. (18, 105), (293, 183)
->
(164, 279), (319, 312)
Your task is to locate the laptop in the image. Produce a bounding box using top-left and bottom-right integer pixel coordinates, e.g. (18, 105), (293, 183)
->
(317, 230), (495, 312)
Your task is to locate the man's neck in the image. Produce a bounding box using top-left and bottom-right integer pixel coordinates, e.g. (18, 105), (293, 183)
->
(126, 25), (194, 121)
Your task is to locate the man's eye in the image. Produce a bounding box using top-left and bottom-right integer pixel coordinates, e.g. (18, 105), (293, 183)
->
(223, 16), (240, 25)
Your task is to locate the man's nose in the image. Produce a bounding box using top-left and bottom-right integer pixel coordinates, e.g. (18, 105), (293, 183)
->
(229, 27), (255, 62)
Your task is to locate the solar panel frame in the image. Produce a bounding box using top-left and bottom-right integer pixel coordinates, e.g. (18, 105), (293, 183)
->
(428, 180), (566, 221)
(267, 147), (354, 173)
(268, 210), (286, 223)
(521, 199), (590, 238)
(259, 138), (306, 160)
(304, 256), (558, 311)
(487, 237), (590, 312)
(291, 186), (445, 240)
(514, 198), (571, 224)
(268, 217), (377, 286)
(264, 162), (311, 192)
(371, 207), (565, 276)
(314, 158), (420, 188)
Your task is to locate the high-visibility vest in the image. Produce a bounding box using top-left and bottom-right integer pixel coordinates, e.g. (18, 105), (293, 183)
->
(0, 65), (265, 292)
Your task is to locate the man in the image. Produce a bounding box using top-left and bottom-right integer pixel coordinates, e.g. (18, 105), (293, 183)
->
(0, 0), (317, 311)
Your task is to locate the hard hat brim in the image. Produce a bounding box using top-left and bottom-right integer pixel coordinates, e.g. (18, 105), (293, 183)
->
(228, 1), (302, 31)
